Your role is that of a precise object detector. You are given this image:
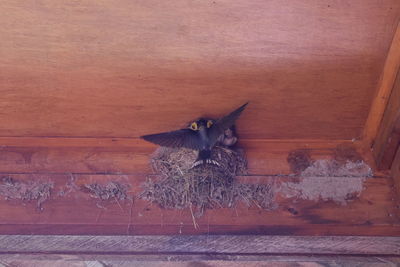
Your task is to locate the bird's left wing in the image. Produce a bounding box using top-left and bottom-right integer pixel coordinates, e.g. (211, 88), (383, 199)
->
(141, 129), (202, 150)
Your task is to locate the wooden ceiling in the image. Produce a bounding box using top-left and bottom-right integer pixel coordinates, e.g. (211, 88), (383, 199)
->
(1, 0), (400, 139)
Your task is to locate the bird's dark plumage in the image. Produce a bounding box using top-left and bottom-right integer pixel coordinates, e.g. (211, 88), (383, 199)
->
(141, 102), (248, 167)
(207, 103), (247, 147)
(141, 128), (203, 150)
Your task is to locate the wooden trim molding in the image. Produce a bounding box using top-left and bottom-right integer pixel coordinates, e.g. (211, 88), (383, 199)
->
(363, 22), (400, 148)
(392, 147), (400, 196)
(0, 235), (398, 256)
(0, 254), (399, 266)
(373, 71), (400, 170)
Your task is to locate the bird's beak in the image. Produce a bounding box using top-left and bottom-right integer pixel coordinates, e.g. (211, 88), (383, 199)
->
(199, 125), (206, 132)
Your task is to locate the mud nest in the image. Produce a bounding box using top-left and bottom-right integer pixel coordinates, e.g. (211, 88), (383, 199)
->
(0, 176), (53, 210)
(83, 181), (131, 209)
(140, 146), (276, 217)
(287, 146), (372, 177)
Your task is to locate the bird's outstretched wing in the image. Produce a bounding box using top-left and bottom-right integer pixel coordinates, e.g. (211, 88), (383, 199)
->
(208, 102), (248, 146)
(141, 129), (202, 150)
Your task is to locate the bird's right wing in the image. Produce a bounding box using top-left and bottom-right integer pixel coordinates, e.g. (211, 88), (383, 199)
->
(141, 129), (202, 150)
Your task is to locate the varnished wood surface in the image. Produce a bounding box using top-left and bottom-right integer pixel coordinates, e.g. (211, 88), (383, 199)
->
(0, 137), (395, 236)
(364, 22), (400, 148)
(0, 235), (399, 255)
(1, 0), (400, 239)
(1, 1), (400, 140)
(0, 255), (400, 267)
(0, 173), (396, 236)
(0, 137), (355, 175)
(392, 147), (400, 196)
(373, 68), (400, 170)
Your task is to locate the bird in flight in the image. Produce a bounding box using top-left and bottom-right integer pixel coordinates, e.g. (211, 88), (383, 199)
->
(141, 102), (248, 168)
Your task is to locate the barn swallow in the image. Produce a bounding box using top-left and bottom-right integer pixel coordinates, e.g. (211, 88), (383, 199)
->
(141, 102), (248, 168)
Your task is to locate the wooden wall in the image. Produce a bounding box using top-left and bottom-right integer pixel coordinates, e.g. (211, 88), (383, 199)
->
(1, 0), (400, 140)
(1, 1), (400, 238)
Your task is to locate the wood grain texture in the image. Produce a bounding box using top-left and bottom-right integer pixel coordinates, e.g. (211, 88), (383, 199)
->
(0, 137), (394, 236)
(1, 1), (400, 139)
(0, 173), (396, 236)
(363, 22), (400, 147)
(376, 118), (400, 170)
(0, 137), (355, 175)
(0, 235), (398, 255)
(0, 255), (400, 267)
(1, 255), (399, 267)
(373, 69), (400, 170)
(392, 147), (400, 196)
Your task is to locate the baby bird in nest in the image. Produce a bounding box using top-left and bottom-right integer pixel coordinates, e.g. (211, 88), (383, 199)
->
(217, 126), (238, 147)
(141, 102), (248, 168)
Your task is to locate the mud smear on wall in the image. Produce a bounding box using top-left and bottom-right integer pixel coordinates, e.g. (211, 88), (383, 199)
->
(283, 146), (372, 205)
(281, 176), (366, 205)
(300, 160), (372, 178)
(287, 149), (313, 174)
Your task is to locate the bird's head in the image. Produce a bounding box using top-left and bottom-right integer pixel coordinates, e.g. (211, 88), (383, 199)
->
(188, 118), (214, 131)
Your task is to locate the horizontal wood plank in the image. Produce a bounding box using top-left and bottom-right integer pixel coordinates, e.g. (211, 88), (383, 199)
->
(0, 254), (400, 267)
(0, 235), (398, 255)
(0, 137), (393, 236)
(0, 137), (358, 175)
(0, 173), (395, 236)
(1, 1), (400, 140)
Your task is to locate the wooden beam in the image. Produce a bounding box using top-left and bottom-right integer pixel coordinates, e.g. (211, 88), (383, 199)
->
(375, 117), (400, 170)
(363, 22), (400, 148)
(1, 1), (400, 140)
(1, 254), (399, 266)
(0, 174), (395, 236)
(0, 137), (354, 175)
(0, 137), (393, 236)
(373, 65), (400, 170)
(392, 146), (400, 196)
(0, 235), (398, 255)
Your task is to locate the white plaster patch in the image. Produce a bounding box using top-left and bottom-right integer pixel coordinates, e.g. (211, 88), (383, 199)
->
(300, 160), (372, 177)
(281, 176), (366, 205)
